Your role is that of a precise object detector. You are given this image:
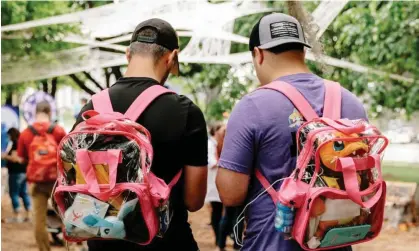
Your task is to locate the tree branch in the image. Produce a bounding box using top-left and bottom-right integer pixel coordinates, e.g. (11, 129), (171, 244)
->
(83, 71), (104, 90)
(69, 74), (95, 95)
(111, 66), (122, 80)
(104, 68), (112, 88)
(50, 77), (58, 97)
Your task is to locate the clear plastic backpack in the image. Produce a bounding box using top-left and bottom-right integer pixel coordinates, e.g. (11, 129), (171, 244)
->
(52, 85), (181, 245)
(255, 80), (389, 250)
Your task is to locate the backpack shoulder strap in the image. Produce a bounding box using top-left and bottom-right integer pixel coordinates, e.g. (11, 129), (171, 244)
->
(124, 85), (175, 121)
(92, 89), (113, 114)
(28, 125), (39, 136)
(46, 123), (56, 134)
(323, 80), (341, 119)
(259, 81), (318, 121)
(255, 169), (278, 204)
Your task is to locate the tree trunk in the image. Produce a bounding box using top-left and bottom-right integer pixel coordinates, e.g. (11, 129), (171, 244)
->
(111, 66), (123, 80)
(50, 77), (58, 97)
(205, 85), (222, 108)
(83, 71), (104, 90)
(86, 1), (94, 8)
(69, 74), (95, 95)
(104, 68), (112, 88)
(185, 80), (200, 105)
(5, 92), (12, 105)
(286, 1), (325, 68)
(42, 79), (48, 93)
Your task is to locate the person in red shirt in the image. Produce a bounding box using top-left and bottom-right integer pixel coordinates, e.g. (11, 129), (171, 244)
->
(17, 101), (66, 251)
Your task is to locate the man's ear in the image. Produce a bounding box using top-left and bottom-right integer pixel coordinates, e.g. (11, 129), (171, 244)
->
(126, 47), (131, 62)
(254, 47), (264, 65)
(167, 49), (178, 65)
(168, 49), (180, 75)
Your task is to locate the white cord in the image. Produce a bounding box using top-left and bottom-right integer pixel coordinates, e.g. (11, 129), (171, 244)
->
(233, 177), (288, 247)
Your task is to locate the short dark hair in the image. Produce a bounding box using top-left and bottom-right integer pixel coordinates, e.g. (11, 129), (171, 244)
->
(209, 122), (223, 136)
(81, 98), (88, 104)
(7, 127), (20, 142)
(129, 27), (170, 64)
(267, 43), (304, 54)
(252, 43), (304, 56)
(36, 101), (51, 115)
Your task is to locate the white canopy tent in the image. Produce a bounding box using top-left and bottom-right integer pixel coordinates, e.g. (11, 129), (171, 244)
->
(1, 0), (414, 85)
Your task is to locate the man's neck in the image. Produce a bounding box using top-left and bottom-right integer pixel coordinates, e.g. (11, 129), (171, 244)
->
(124, 58), (161, 83)
(270, 65), (311, 81)
(264, 52), (312, 84)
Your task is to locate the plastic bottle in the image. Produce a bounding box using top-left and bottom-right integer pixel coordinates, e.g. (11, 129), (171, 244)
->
(275, 202), (294, 239)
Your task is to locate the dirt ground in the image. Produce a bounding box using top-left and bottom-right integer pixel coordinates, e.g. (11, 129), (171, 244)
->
(1, 197), (418, 251)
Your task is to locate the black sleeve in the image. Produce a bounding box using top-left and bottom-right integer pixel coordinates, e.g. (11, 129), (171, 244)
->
(71, 101), (94, 132)
(11, 141), (18, 151)
(181, 103), (208, 166)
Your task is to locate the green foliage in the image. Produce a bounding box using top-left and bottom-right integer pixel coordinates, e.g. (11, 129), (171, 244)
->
(1, 1), (112, 97)
(194, 1), (322, 120)
(382, 161), (419, 183)
(173, 64), (253, 121)
(1, 1), (80, 60)
(230, 1), (419, 118)
(1, 1), (81, 99)
(2, 0), (418, 119)
(1, 83), (27, 105)
(205, 74), (252, 121)
(179, 37), (191, 50)
(317, 1), (419, 117)
(231, 13), (265, 53)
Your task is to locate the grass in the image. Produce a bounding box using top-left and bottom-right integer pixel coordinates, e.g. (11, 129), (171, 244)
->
(382, 161), (419, 183)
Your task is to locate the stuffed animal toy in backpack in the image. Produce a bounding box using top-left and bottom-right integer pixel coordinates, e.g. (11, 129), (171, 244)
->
(306, 132), (371, 247)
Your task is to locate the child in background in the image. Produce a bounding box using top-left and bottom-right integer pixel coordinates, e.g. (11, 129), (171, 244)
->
(206, 122), (225, 246)
(17, 101), (67, 251)
(1, 128), (31, 223)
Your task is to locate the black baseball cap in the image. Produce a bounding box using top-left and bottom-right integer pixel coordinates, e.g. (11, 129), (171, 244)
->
(130, 18), (180, 75)
(249, 13), (311, 51)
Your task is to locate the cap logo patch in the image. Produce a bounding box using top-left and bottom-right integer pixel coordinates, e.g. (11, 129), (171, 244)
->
(137, 35), (157, 43)
(270, 21), (299, 39)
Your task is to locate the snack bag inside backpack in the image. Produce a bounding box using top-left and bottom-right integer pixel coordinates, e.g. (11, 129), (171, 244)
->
(52, 85), (182, 245)
(255, 81), (389, 250)
(26, 124), (58, 183)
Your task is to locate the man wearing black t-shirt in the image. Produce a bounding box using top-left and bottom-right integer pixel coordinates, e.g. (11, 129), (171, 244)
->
(73, 18), (208, 251)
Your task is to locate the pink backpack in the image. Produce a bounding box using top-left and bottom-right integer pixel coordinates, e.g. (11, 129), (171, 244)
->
(52, 85), (181, 244)
(255, 80), (389, 250)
